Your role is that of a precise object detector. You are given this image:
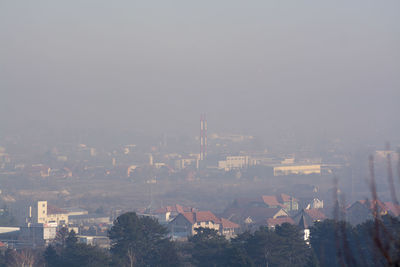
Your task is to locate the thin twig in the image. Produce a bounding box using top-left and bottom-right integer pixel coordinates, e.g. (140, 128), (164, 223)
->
(385, 144), (400, 215)
(369, 155), (393, 265)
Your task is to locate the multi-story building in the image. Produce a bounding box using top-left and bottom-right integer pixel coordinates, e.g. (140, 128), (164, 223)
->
(273, 164), (321, 176)
(19, 223), (57, 247)
(218, 156), (250, 171)
(32, 201), (69, 226)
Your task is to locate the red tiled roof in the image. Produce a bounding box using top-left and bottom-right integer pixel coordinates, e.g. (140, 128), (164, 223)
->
(222, 207), (287, 225)
(195, 211), (220, 223)
(181, 211), (220, 224)
(154, 204), (193, 214)
(179, 212), (239, 229)
(358, 199), (388, 212)
(175, 204), (184, 213)
(267, 217), (294, 227)
(278, 193), (298, 203)
(220, 218), (239, 229)
(181, 212), (194, 223)
(262, 196), (282, 207)
(304, 209), (326, 220)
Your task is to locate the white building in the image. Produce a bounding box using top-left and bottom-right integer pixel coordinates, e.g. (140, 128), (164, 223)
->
(30, 201), (69, 226)
(273, 164), (321, 176)
(306, 198), (324, 209)
(218, 156), (250, 171)
(174, 158), (199, 170)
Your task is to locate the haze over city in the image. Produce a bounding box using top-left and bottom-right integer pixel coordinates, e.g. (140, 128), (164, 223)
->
(1, 1), (399, 143)
(0, 1), (399, 266)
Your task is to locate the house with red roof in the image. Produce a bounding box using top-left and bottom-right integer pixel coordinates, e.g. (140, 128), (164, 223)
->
(262, 196), (282, 208)
(346, 199), (391, 225)
(292, 209), (327, 227)
(226, 194), (298, 212)
(249, 194), (299, 211)
(220, 195), (297, 230)
(267, 217), (295, 229)
(153, 204), (196, 223)
(168, 211), (239, 239)
(276, 193), (299, 212)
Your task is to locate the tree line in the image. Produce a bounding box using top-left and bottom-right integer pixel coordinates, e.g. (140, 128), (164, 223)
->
(0, 212), (399, 266)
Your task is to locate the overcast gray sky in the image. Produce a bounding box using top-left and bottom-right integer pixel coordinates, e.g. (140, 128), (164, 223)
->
(1, 1), (399, 143)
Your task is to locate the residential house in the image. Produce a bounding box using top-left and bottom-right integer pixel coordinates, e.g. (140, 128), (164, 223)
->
(297, 214), (310, 244)
(153, 204), (195, 224)
(346, 199), (389, 225)
(276, 193), (299, 211)
(168, 211), (239, 239)
(306, 198), (324, 209)
(221, 195), (298, 229)
(262, 196), (283, 208)
(292, 209), (327, 227)
(222, 206), (289, 230)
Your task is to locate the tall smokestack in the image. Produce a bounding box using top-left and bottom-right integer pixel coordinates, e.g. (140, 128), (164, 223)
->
(200, 114), (207, 161)
(204, 114), (207, 159)
(200, 114), (203, 161)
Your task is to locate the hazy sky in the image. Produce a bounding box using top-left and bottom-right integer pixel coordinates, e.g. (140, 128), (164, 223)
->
(1, 1), (399, 143)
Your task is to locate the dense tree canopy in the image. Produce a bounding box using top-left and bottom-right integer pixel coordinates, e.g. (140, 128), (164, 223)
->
(0, 211), (396, 267)
(310, 216), (400, 267)
(108, 212), (180, 267)
(238, 224), (316, 267)
(44, 230), (110, 267)
(188, 227), (231, 267)
(186, 224), (316, 267)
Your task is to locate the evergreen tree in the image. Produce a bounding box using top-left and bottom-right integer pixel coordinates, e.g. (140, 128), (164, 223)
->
(224, 245), (253, 267)
(274, 223), (316, 267)
(188, 227), (230, 267)
(44, 230), (110, 267)
(354, 215), (400, 266)
(245, 226), (282, 267)
(108, 212), (180, 267)
(44, 245), (60, 267)
(310, 219), (384, 267)
(55, 227), (69, 249)
(310, 220), (344, 267)
(235, 224), (316, 267)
